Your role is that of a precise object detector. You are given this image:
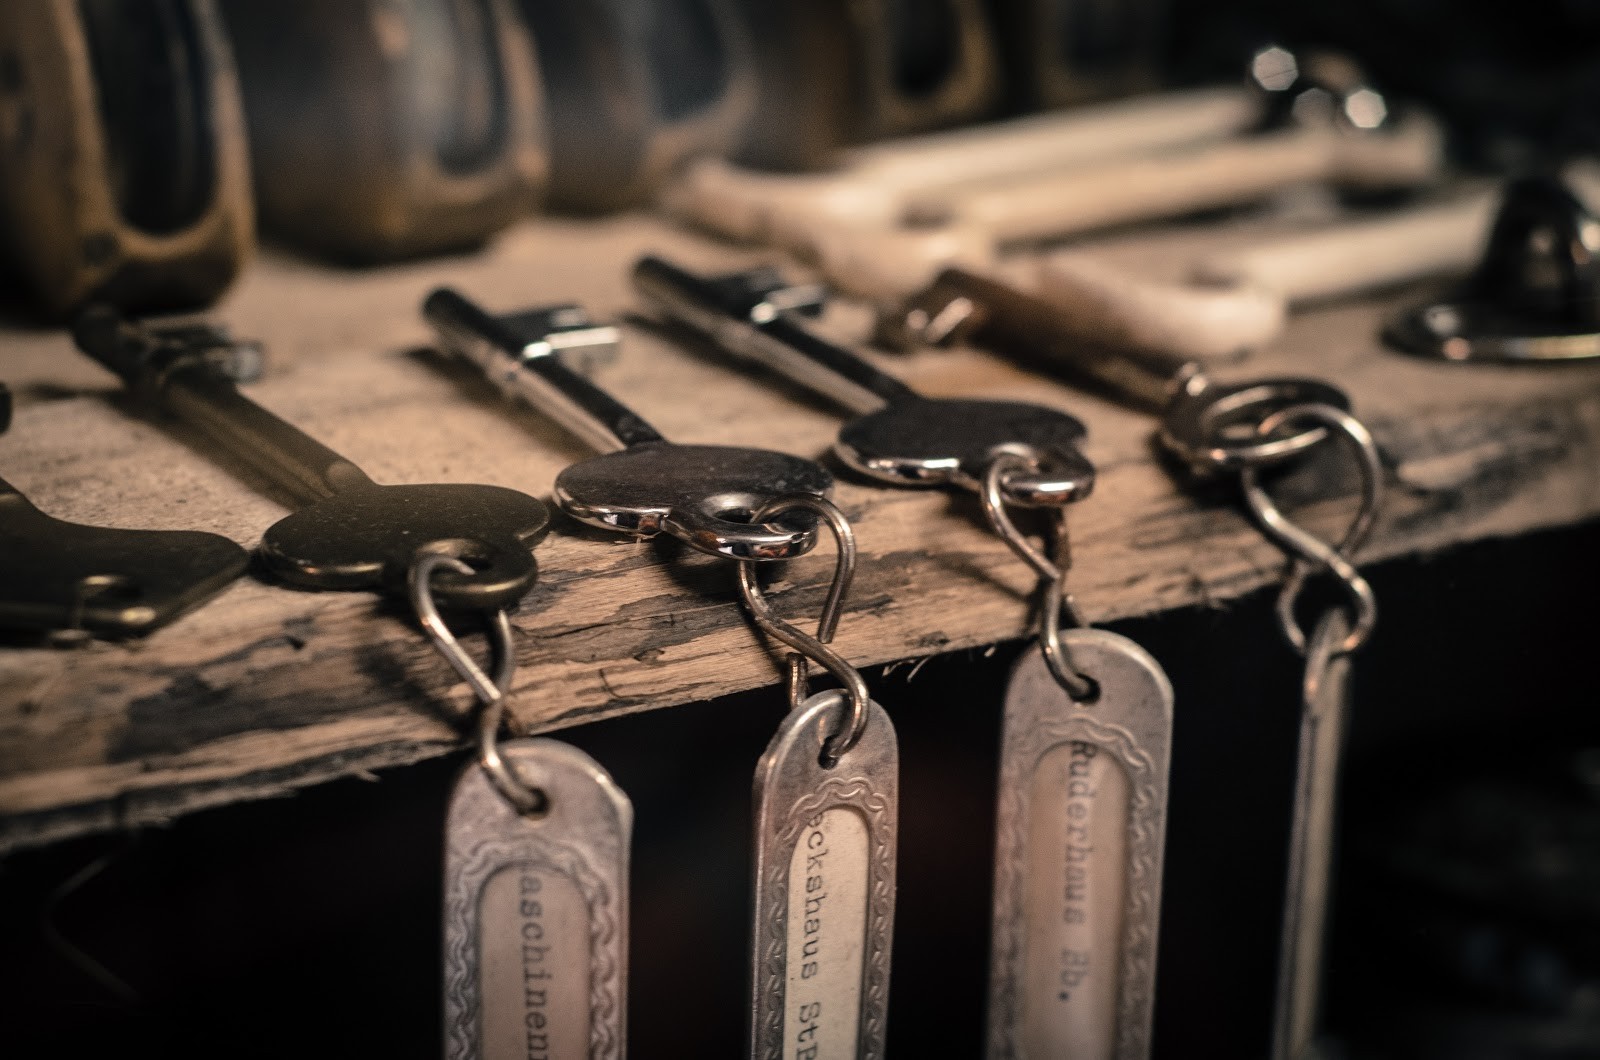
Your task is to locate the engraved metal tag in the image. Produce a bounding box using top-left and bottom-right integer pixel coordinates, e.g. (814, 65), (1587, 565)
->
(444, 739), (632, 1060)
(751, 690), (899, 1060)
(988, 632), (1174, 1060)
(1272, 610), (1353, 1060)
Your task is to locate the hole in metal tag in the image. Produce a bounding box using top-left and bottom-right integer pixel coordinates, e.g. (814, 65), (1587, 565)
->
(988, 631), (1173, 1060)
(750, 690), (899, 1060)
(443, 739), (631, 1060)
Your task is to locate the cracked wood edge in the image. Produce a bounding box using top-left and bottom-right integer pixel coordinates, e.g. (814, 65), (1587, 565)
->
(2, 215), (1600, 851)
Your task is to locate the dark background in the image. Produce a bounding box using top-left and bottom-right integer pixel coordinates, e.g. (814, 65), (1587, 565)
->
(4, 518), (1598, 1059)
(8, 1), (1600, 1056)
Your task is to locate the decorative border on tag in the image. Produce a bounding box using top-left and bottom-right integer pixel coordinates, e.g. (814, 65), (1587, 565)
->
(755, 776), (896, 1060)
(988, 715), (1163, 1059)
(443, 838), (623, 1060)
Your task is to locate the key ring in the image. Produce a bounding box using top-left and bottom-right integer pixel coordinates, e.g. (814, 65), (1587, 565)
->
(735, 494), (871, 766)
(1239, 403), (1384, 655)
(980, 452), (1098, 701)
(409, 553), (547, 815)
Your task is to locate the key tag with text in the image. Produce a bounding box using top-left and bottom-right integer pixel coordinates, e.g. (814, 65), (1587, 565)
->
(980, 456), (1175, 1060)
(737, 496), (899, 1060)
(413, 556), (633, 1060)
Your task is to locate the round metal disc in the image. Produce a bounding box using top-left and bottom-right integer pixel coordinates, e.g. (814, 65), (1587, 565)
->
(554, 441), (832, 560)
(834, 397), (1095, 505)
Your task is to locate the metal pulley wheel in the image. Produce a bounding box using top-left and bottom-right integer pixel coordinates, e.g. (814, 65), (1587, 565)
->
(986, 0), (1169, 111)
(219, 0), (548, 263)
(512, 0), (756, 212)
(0, 0), (254, 318)
(731, 0), (1000, 170)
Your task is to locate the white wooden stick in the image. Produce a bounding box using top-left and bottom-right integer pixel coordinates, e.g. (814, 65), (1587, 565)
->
(1033, 166), (1600, 359)
(945, 116), (1442, 243)
(661, 87), (1258, 244)
(805, 117), (1443, 303)
(1194, 194), (1496, 302)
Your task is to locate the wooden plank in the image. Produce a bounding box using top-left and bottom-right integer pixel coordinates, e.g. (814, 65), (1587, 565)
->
(3, 212), (1600, 851)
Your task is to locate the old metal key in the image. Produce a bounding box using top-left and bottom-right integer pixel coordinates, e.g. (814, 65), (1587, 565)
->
(73, 308), (550, 609)
(423, 289), (832, 560)
(632, 257), (1095, 507)
(887, 268), (1349, 474)
(896, 271), (1383, 1059)
(0, 383), (249, 637)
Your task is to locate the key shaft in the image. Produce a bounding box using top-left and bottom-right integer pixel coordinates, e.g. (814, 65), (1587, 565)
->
(905, 268), (1209, 413)
(633, 256), (920, 415)
(425, 289), (660, 453)
(74, 308), (373, 506)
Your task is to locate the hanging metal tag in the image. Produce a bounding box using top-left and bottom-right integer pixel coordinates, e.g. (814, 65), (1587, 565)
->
(988, 631), (1174, 1060)
(443, 738), (632, 1060)
(1271, 609), (1353, 1060)
(750, 690), (899, 1060)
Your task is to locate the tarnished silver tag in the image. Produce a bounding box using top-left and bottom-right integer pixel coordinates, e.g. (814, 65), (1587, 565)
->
(750, 690), (899, 1060)
(1272, 609), (1353, 1060)
(443, 739), (632, 1060)
(988, 631), (1174, 1060)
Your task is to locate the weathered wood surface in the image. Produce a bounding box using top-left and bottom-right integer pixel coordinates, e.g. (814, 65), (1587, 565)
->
(3, 212), (1600, 852)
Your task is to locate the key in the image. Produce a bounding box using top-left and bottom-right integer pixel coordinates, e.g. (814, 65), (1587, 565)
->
(911, 274), (1386, 1058)
(73, 308), (550, 609)
(887, 268), (1349, 474)
(424, 290), (832, 560)
(0, 0), (253, 318)
(632, 258), (1096, 508)
(0, 383), (249, 637)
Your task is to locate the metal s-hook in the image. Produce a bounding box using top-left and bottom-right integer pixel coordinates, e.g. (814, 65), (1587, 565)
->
(409, 553), (547, 815)
(980, 452), (1097, 701)
(1240, 404), (1384, 655)
(736, 494), (871, 765)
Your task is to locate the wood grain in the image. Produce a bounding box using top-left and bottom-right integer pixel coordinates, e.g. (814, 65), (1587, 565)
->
(3, 212), (1600, 851)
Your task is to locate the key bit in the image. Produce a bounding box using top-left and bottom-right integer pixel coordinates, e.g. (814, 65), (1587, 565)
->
(424, 289), (832, 561)
(0, 382), (249, 638)
(632, 257), (1095, 506)
(74, 307), (551, 609)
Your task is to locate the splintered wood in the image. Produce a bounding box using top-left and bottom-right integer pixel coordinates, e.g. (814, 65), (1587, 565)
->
(3, 213), (1600, 851)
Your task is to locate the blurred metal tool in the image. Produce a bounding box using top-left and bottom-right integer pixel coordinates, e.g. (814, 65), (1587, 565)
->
(1387, 174), (1600, 361)
(988, 0), (1169, 110)
(666, 85), (1261, 246)
(220, 0), (546, 262)
(1036, 189), (1500, 361)
(514, 0), (755, 211)
(731, 0), (1000, 169)
(0, 0), (253, 319)
(815, 66), (1443, 302)
(1037, 165), (1600, 361)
